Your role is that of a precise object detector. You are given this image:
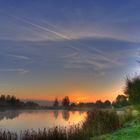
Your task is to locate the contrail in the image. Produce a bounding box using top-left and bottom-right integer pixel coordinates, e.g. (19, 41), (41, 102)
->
(0, 10), (119, 65)
(0, 10), (102, 52)
(0, 10), (70, 40)
(15, 17), (71, 40)
(0, 9), (81, 51)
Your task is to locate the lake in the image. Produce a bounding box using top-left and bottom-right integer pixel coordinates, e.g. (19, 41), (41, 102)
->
(0, 110), (87, 134)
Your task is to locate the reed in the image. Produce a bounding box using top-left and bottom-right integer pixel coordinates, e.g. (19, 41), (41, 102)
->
(83, 109), (122, 136)
(0, 130), (17, 140)
(20, 124), (90, 140)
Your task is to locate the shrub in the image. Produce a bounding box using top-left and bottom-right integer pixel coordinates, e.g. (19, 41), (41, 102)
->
(83, 109), (122, 136)
(124, 76), (140, 104)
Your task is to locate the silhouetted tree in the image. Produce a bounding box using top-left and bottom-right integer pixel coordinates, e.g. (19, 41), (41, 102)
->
(71, 102), (76, 107)
(112, 94), (128, 108)
(6, 95), (11, 103)
(116, 95), (127, 104)
(62, 96), (70, 108)
(0, 95), (21, 106)
(0, 94), (39, 108)
(0, 95), (6, 101)
(26, 101), (39, 107)
(104, 100), (111, 108)
(10, 96), (19, 105)
(53, 98), (59, 107)
(95, 100), (103, 108)
(124, 76), (140, 104)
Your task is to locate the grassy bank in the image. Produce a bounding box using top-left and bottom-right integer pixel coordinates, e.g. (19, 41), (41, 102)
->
(106, 122), (140, 140)
(92, 120), (140, 140)
(91, 106), (140, 140)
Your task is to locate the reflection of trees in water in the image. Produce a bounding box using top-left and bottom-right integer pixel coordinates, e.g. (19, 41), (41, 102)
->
(71, 111), (75, 115)
(79, 111), (85, 115)
(53, 110), (59, 119)
(0, 110), (20, 121)
(62, 110), (70, 121)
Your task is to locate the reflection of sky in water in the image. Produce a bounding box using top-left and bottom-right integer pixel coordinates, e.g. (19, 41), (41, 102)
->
(0, 110), (86, 134)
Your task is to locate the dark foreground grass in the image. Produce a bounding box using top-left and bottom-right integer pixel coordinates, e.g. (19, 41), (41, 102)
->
(0, 109), (122, 140)
(20, 125), (90, 140)
(0, 125), (90, 140)
(0, 130), (17, 140)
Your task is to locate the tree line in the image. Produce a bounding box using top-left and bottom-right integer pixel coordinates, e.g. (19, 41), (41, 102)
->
(0, 75), (139, 109)
(54, 75), (140, 109)
(53, 94), (129, 109)
(0, 95), (39, 108)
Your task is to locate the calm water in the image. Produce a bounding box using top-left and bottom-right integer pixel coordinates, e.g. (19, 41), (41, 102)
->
(0, 110), (86, 133)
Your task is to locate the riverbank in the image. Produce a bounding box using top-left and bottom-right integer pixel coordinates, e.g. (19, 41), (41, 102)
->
(91, 106), (140, 140)
(92, 120), (140, 140)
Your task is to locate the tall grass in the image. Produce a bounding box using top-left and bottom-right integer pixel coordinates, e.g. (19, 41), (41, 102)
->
(20, 125), (90, 140)
(0, 130), (17, 140)
(83, 109), (122, 136)
(0, 109), (123, 140)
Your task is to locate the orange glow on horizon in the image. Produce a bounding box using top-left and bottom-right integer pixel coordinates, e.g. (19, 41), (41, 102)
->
(19, 90), (118, 103)
(11, 82), (123, 103)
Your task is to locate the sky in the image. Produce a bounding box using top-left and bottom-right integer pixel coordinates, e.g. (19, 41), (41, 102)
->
(0, 0), (140, 103)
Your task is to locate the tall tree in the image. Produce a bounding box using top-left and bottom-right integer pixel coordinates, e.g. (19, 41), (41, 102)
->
(116, 95), (128, 106)
(95, 100), (103, 108)
(62, 96), (70, 108)
(112, 94), (128, 108)
(104, 100), (111, 108)
(53, 98), (59, 107)
(124, 76), (140, 104)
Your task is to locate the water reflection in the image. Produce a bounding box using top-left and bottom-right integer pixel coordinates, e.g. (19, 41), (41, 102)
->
(0, 110), (86, 122)
(62, 110), (70, 121)
(53, 110), (59, 119)
(0, 110), (86, 134)
(0, 110), (20, 120)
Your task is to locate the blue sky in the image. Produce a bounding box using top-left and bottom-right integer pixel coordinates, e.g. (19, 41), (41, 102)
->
(0, 0), (139, 102)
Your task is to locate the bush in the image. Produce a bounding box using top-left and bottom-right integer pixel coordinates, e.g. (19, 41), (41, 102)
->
(125, 76), (140, 104)
(83, 109), (122, 136)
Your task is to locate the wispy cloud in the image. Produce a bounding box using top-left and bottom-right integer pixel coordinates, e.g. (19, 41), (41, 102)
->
(0, 9), (121, 66)
(0, 4), (139, 77)
(8, 54), (30, 60)
(0, 68), (29, 75)
(61, 45), (139, 77)
(62, 48), (123, 72)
